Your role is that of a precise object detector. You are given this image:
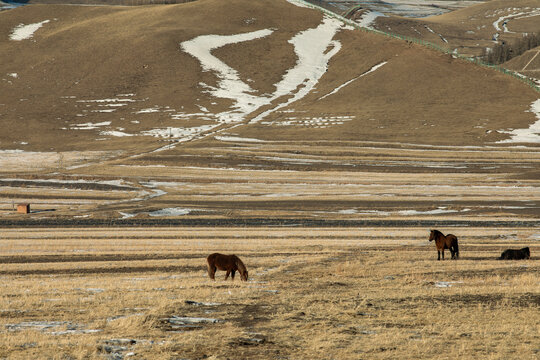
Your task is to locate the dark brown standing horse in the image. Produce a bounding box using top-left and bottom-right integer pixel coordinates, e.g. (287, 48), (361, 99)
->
(429, 230), (459, 260)
(207, 253), (248, 281)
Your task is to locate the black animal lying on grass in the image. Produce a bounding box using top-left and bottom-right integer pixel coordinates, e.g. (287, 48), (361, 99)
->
(499, 247), (530, 260)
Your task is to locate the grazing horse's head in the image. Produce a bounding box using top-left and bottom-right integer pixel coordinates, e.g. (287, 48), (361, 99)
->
(240, 269), (249, 281)
(235, 257), (249, 281)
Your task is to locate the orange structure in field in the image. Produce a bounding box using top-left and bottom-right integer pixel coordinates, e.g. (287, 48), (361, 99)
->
(17, 203), (30, 214)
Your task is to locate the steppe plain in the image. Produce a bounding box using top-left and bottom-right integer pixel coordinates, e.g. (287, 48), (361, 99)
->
(0, 0), (539, 358)
(0, 227), (539, 359)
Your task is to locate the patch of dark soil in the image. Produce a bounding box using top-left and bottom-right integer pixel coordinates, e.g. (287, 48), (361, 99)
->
(396, 293), (540, 307)
(420, 265), (540, 279)
(0, 194), (119, 200)
(0, 179), (137, 191)
(232, 304), (273, 328)
(228, 335), (268, 347)
(0, 265), (200, 276)
(379, 322), (419, 329)
(0, 218), (538, 228)
(0, 253), (200, 264)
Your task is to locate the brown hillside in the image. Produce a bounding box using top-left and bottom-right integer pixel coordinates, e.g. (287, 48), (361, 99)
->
(0, 0), (538, 157)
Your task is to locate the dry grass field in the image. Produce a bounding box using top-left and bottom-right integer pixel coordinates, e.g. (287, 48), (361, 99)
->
(0, 227), (538, 359)
(1, 1), (539, 357)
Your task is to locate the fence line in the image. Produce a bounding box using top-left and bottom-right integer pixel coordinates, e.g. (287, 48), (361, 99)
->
(295, 0), (540, 93)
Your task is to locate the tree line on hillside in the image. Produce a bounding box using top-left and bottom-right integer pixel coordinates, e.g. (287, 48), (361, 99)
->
(482, 32), (540, 64)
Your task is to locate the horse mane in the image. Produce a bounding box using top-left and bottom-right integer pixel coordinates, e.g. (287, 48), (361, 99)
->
(234, 256), (247, 272)
(432, 229), (444, 238)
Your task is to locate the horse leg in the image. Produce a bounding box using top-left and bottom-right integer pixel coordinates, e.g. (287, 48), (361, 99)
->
(437, 250), (441, 261)
(225, 270), (230, 280)
(207, 265), (216, 280)
(231, 270), (236, 281)
(441, 249), (445, 260)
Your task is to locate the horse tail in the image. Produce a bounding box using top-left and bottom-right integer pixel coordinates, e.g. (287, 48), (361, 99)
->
(453, 237), (459, 259)
(206, 253), (217, 279)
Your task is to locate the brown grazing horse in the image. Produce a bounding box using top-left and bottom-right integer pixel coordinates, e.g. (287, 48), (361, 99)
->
(429, 230), (459, 260)
(499, 247), (530, 260)
(207, 253), (248, 281)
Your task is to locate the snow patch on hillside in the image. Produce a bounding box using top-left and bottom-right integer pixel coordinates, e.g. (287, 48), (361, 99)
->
(181, 29), (274, 124)
(100, 130), (134, 137)
(262, 115), (354, 128)
(356, 11), (388, 29)
(319, 61), (387, 100)
(141, 124), (219, 141)
(286, 0), (311, 9)
(497, 99), (540, 143)
(9, 20), (50, 41)
(250, 17), (345, 123)
(181, 16), (347, 125)
(70, 121), (111, 130)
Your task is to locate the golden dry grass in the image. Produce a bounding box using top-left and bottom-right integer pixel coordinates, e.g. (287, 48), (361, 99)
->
(0, 227), (538, 359)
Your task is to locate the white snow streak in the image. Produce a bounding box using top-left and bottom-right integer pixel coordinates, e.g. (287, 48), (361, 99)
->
(250, 17), (345, 123)
(148, 208), (192, 217)
(181, 29), (274, 124)
(356, 11), (387, 30)
(181, 17), (347, 125)
(319, 61), (387, 100)
(9, 20), (50, 41)
(100, 130), (134, 137)
(215, 136), (267, 143)
(497, 99), (540, 144)
(141, 124), (219, 141)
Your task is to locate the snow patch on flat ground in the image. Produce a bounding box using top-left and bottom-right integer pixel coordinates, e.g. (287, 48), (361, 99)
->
(215, 136), (267, 143)
(149, 208), (192, 217)
(9, 20), (50, 41)
(330, 207), (471, 217)
(434, 281), (463, 288)
(0, 151), (116, 172)
(5, 321), (101, 335)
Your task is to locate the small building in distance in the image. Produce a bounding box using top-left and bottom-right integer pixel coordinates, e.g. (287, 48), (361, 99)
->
(17, 203), (30, 214)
